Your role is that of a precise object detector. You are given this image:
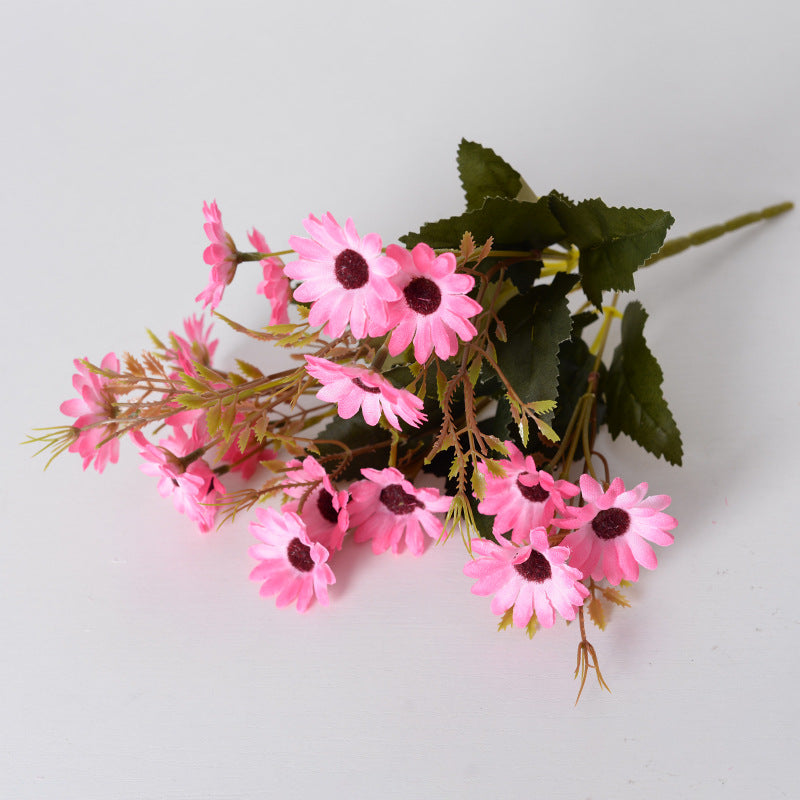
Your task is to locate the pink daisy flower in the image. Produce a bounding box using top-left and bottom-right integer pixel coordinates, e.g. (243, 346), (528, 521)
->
(60, 352), (120, 473)
(286, 213), (400, 339)
(384, 242), (483, 363)
(304, 355), (426, 431)
(349, 467), (451, 556)
(281, 456), (349, 552)
(195, 200), (237, 310)
(476, 441), (579, 544)
(554, 475), (677, 586)
(164, 314), (218, 376)
(249, 228), (290, 326)
(463, 527), (589, 628)
(130, 424), (226, 534)
(248, 507), (335, 612)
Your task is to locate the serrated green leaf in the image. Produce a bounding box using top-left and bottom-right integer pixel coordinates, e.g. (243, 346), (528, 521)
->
(180, 373), (209, 393)
(235, 359), (264, 379)
(457, 139), (523, 211)
(588, 596), (606, 630)
(206, 401), (222, 436)
(549, 195), (674, 307)
(220, 398), (238, 441)
(147, 328), (166, 349)
(175, 394), (208, 409)
(494, 272), (577, 406)
(401, 197), (565, 252)
(605, 301), (683, 465)
(507, 259), (543, 294)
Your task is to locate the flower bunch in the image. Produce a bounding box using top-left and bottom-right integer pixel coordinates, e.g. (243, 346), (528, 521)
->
(33, 140), (792, 699)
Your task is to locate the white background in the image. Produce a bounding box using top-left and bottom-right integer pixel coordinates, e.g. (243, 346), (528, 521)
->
(3, 1), (799, 798)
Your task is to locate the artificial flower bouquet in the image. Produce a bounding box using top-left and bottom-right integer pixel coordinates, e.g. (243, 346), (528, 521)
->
(33, 140), (791, 699)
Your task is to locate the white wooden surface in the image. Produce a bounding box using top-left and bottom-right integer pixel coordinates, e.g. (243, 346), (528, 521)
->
(3, 1), (799, 797)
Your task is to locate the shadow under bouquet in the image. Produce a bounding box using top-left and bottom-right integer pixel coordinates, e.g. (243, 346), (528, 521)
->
(34, 140), (792, 699)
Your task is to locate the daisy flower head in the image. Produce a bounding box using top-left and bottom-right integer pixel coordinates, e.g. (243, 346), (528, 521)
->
(476, 441), (579, 544)
(130, 426), (226, 534)
(196, 200), (237, 310)
(163, 314), (218, 376)
(59, 352), (120, 473)
(286, 213), (400, 339)
(463, 527), (589, 628)
(249, 507), (335, 612)
(384, 243), (483, 364)
(249, 228), (290, 326)
(554, 475), (677, 586)
(281, 455), (349, 553)
(304, 355), (426, 431)
(349, 467), (451, 556)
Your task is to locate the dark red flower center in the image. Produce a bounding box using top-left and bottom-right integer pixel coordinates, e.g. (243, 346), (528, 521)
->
(352, 377), (381, 394)
(514, 549), (552, 583)
(379, 483), (423, 515)
(591, 507), (630, 540)
(287, 537), (315, 572)
(316, 488), (339, 525)
(404, 277), (442, 315)
(516, 477), (550, 503)
(334, 248), (369, 290)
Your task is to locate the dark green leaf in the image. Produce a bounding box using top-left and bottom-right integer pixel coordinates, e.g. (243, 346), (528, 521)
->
(507, 259), (543, 295)
(605, 301), (683, 465)
(549, 195), (674, 307)
(457, 139), (522, 211)
(494, 272), (577, 406)
(316, 415), (392, 481)
(401, 196), (565, 253)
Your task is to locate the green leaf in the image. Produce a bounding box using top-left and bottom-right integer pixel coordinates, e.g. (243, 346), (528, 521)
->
(316, 414), (392, 481)
(400, 196), (565, 253)
(457, 139), (522, 211)
(494, 272), (577, 407)
(549, 195), (674, 307)
(605, 301), (683, 465)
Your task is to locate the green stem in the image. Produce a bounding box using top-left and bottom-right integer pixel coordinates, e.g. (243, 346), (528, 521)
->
(236, 249), (294, 262)
(644, 201), (793, 267)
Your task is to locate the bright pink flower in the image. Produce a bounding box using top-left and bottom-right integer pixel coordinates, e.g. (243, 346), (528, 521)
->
(130, 423), (226, 534)
(281, 456), (349, 552)
(60, 352), (120, 473)
(463, 527), (589, 628)
(554, 475), (677, 585)
(349, 467), (451, 556)
(286, 213), (400, 339)
(304, 355), (426, 430)
(476, 441), (579, 543)
(384, 243), (483, 363)
(249, 507), (335, 612)
(249, 228), (291, 326)
(163, 314), (218, 376)
(196, 200), (237, 309)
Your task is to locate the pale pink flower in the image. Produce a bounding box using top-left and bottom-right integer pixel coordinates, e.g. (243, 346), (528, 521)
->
(60, 352), (120, 473)
(304, 355), (426, 430)
(553, 475), (677, 585)
(163, 314), (218, 376)
(476, 441), (579, 543)
(249, 507), (335, 612)
(463, 527), (589, 628)
(249, 228), (291, 326)
(384, 243), (483, 363)
(130, 423), (225, 534)
(286, 213), (400, 339)
(196, 200), (237, 309)
(349, 467), (451, 556)
(281, 456), (349, 552)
